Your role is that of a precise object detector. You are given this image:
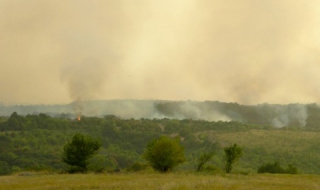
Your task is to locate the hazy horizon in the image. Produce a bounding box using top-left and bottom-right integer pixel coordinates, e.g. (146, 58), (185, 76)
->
(1, 0), (320, 105)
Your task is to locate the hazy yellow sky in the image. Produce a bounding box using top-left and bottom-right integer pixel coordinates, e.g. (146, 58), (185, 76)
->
(0, 0), (320, 105)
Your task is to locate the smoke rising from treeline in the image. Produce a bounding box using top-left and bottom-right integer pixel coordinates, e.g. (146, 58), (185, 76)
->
(0, 100), (314, 128)
(0, 1), (320, 105)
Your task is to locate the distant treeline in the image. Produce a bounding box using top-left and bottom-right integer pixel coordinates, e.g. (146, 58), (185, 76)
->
(1, 100), (320, 129)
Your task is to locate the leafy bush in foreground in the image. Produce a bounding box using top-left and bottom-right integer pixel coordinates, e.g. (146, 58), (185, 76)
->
(143, 136), (186, 173)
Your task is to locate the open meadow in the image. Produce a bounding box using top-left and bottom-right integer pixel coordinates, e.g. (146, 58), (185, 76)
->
(1, 173), (320, 190)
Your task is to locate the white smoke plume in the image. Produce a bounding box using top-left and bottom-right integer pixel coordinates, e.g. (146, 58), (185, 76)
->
(271, 104), (308, 128)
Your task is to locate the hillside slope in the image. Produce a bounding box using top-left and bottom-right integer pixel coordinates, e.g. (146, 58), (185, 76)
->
(1, 113), (320, 174)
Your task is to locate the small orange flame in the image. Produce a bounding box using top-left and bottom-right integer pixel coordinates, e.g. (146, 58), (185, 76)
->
(77, 115), (81, 121)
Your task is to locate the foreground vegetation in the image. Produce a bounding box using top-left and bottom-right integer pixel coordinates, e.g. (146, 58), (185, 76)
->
(1, 112), (320, 174)
(1, 172), (320, 190)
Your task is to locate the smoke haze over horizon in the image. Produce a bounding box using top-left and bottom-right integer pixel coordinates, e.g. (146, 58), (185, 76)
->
(1, 0), (320, 105)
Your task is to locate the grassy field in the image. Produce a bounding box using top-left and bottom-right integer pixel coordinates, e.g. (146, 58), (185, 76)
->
(1, 173), (320, 190)
(196, 129), (320, 174)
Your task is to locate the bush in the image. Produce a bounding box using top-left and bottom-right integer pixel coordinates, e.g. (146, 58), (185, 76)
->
(64, 166), (84, 174)
(196, 152), (214, 172)
(224, 143), (243, 173)
(258, 162), (285, 174)
(127, 162), (149, 172)
(87, 154), (118, 173)
(258, 162), (298, 174)
(203, 165), (222, 173)
(143, 136), (186, 173)
(0, 161), (12, 175)
(286, 164), (298, 174)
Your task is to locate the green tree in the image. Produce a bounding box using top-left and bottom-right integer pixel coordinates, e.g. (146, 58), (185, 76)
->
(196, 152), (214, 172)
(62, 133), (101, 173)
(143, 136), (186, 173)
(224, 143), (243, 173)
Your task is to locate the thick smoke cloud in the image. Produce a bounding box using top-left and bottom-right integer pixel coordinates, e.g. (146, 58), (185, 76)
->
(0, 0), (320, 105)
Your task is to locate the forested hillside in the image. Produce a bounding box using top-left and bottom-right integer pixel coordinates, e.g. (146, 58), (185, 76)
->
(1, 112), (320, 175)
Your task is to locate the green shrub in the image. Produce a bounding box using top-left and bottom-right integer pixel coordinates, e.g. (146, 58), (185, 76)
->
(127, 162), (149, 172)
(258, 162), (298, 174)
(224, 144), (243, 173)
(143, 136), (186, 173)
(196, 152), (214, 172)
(0, 161), (12, 175)
(87, 154), (118, 173)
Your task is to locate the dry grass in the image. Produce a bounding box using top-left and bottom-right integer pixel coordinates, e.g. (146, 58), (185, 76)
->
(1, 173), (320, 190)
